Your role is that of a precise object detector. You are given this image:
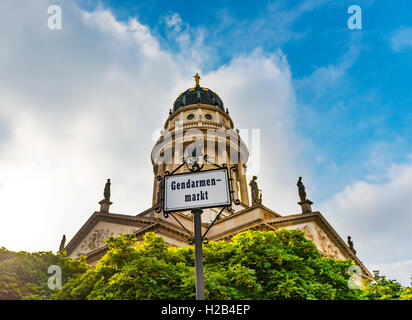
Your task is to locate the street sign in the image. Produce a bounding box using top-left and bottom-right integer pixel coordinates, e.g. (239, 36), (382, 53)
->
(163, 168), (231, 212)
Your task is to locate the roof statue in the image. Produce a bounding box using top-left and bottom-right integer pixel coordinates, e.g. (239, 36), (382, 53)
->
(59, 234), (66, 252)
(99, 178), (113, 212)
(104, 178), (111, 201)
(348, 236), (357, 255)
(193, 72), (200, 87)
(297, 177), (306, 202)
(297, 177), (313, 213)
(249, 176), (262, 206)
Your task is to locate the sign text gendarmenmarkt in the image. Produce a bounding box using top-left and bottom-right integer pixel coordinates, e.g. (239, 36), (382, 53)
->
(163, 168), (231, 212)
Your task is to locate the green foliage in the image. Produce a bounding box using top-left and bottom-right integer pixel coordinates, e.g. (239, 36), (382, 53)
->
(53, 229), (366, 300)
(361, 271), (411, 300)
(400, 283), (412, 300)
(52, 232), (196, 299)
(203, 229), (362, 300)
(0, 246), (88, 300)
(3, 229), (410, 300)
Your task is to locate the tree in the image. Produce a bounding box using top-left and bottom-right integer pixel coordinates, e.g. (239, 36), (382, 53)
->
(361, 271), (408, 300)
(0, 247), (88, 300)
(52, 229), (366, 300)
(2, 229), (410, 300)
(400, 283), (412, 300)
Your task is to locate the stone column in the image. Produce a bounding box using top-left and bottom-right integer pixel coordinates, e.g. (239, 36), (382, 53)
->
(152, 165), (158, 206)
(153, 163), (165, 206)
(238, 163), (250, 206)
(231, 168), (239, 203)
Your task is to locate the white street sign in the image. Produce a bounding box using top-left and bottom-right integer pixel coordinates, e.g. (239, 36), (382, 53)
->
(164, 168), (231, 212)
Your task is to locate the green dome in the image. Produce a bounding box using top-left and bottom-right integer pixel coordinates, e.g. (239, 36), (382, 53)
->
(173, 86), (224, 112)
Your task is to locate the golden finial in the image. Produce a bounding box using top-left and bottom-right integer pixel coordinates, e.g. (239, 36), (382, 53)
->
(193, 73), (200, 87)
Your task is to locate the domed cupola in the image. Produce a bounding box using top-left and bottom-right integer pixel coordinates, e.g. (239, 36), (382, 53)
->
(172, 73), (225, 112)
(152, 73), (251, 209)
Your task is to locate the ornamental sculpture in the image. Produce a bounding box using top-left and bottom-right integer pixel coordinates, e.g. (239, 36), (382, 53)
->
(77, 228), (112, 257)
(104, 178), (111, 201)
(249, 176), (262, 206)
(297, 176), (306, 202)
(296, 177), (313, 213)
(193, 73), (201, 87)
(58, 234), (66, 252)
(348, 236), (357, 255)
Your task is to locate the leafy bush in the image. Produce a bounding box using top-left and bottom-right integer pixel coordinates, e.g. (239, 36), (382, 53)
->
(53, 229), (365, 300)
(0, 247), (88, 300)
(2, 229), (410, 300)
(361, 270), (411, 300)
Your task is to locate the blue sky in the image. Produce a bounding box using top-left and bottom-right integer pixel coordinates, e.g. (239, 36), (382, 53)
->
(0, 0), (411, 285)
(77, 0), (412, 200)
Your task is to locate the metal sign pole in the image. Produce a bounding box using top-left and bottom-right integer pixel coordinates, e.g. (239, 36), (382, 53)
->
(192, 208), (205, 300)
(157, 155), (240, 300)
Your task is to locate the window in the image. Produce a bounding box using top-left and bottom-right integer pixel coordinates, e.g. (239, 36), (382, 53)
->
(187, 114), (195, 120)
(205, 114), (212, 120)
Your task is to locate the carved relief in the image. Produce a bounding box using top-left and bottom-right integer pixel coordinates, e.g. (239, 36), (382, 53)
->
(298, 225), (315, 242)
(297, 224), (341, 259)
(77, 228), (113, 257)
(327, 242), (340, 259)
(316, 227), (328, 253)
(316, 226), (342, 258)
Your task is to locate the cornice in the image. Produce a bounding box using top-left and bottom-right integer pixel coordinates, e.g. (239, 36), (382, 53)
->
(165, 103), (234, 129)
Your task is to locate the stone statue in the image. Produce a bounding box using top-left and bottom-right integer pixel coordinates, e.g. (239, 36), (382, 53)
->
(296, 177), (313, 213)
(297, 177), (306, 202)
(347, 236), (356, 253)
(104, 179), (111, 201)
(193, 73), (200, 87)
(347, 236), (353, 247)
(59, 234), (66, 252)
(249, 176), (261, 206)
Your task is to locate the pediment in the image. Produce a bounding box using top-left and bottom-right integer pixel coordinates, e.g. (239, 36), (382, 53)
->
(65, 212), (155, 259)
(286, 221), (346, 260)
(70, 220), (142, 259)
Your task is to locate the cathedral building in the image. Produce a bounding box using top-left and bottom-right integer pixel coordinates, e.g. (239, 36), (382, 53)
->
(64, 75), (372, 280)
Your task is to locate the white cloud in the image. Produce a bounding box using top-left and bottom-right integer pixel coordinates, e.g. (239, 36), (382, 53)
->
(319, 157), (412, 285)
(296, 36), (361, 98)
(0, 1), (301, 252)
(164, 13), (183, 32)
(369, 260), (412, 287)
(0, 0), (190, 252)
(316, 155), (338, 170)
(162, 12), (211, 69)
(391, 27), (412, 52)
